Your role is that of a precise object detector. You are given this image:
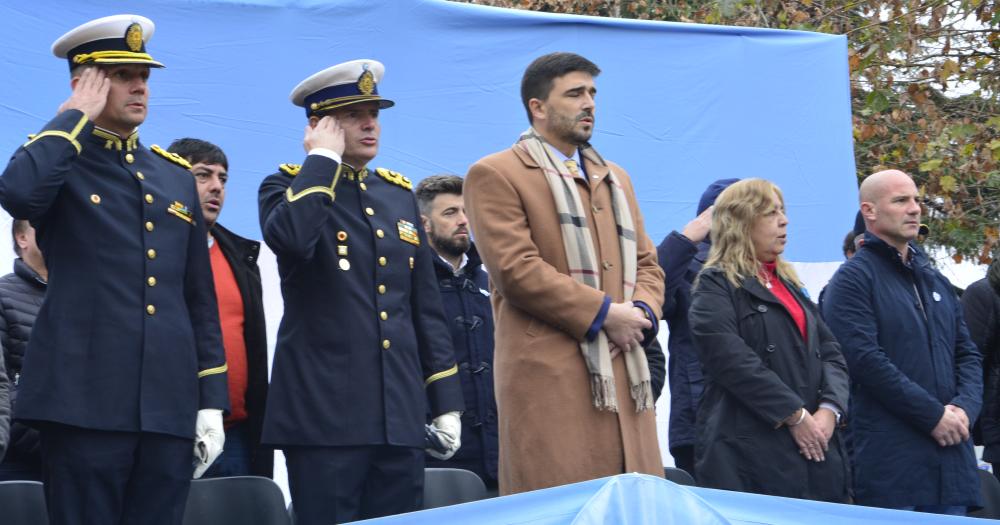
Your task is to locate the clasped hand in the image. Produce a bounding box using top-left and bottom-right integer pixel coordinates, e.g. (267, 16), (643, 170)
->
(604, 301), (651, 359)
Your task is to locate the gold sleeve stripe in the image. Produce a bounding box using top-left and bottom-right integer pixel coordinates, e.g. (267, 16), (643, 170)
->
(425, 364), (459, 386)
(198, 363), (228, 378)
(285, 164), (342, 202)
(23, 113), (89, 154)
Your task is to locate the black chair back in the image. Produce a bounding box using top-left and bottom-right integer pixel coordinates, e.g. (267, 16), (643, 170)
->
(970, 469), (1000, 520)
(664, 466), (697, 486)
(423, 468), (488, 510)
(182, 476), (290, 525)
(0, 480), (48, 525)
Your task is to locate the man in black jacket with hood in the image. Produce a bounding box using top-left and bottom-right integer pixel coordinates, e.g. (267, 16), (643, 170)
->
(656, 178), (738, 476)
(168, 138), (272, 478)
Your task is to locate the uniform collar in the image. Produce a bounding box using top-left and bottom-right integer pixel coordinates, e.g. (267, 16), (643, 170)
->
(340, 163), (369, 182)
(90, 126), (140, 152)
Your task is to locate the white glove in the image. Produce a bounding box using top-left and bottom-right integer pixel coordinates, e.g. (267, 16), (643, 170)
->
(192, 408), (225, 479)
(426, 411), (462, 460)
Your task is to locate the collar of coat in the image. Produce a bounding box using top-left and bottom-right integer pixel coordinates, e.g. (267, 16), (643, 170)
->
(703, 266), (819, 348)
(13, 258), (46, 288)
(860, 233), (927, 272)
(432, 241), (483, 279)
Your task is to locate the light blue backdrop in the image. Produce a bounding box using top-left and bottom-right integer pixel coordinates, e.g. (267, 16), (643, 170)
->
(0, 0), (856, 262)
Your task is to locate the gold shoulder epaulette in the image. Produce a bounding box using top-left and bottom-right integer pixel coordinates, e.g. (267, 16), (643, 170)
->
(279, 163), (302, 177)
(150, 145), (192, 170)
(375, 167), (412, 190)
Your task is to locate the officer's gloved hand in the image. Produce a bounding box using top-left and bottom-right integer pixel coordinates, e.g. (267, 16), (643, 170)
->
(192, 409), (225, 479)
(426, 411), (462, 460)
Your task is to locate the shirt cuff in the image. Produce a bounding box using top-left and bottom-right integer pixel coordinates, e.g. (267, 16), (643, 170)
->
(819, 401), (843, 423)
(585, 295), (612, 342)
(308, 148), (342, 164)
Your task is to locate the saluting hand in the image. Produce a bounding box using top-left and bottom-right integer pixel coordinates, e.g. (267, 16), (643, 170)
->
(304, 115), (345, 156)
(58, 67), (109, 119)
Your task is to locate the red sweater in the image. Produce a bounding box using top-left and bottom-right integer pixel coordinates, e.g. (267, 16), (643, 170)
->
(210, 241), (248, 426)
(762, 261), (806, 341)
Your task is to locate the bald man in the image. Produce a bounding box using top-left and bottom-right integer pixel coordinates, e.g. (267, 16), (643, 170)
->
(822, 170), (982, 515)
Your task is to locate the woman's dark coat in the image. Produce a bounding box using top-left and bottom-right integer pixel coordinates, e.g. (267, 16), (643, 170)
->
(689, 267), (850, 502)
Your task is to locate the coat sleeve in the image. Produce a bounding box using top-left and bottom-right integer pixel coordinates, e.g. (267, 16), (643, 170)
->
(689, 270), (804, 426)
(658, 231), (697, 320)
(644, 337), (666, 401)
(0, 343), (10, 457)
(821, 264), (946, 434)
(408, 196), (464, 418)
(0, 110), (93, 221)
(815, 314), (850, 414)
(949, 291), (984, 422)
(464, 159), (606, 341)
(182, 175), (229, 414)
(258, 154), (341, 260)
(961, 281), (1000, 445)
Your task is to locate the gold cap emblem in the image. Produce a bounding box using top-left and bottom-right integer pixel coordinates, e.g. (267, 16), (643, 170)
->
(357, 68), (375, 96)
(125, 23), (143, 52)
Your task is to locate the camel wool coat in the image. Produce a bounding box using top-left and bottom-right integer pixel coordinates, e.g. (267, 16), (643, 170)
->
(464, 144), (665, 495)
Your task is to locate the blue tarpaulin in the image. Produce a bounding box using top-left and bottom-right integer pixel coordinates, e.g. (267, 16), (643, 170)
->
(351, 474), (983, 524)
(0, 0), (856, 262)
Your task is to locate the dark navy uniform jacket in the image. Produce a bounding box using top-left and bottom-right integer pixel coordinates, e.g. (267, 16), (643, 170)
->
(259, 154), (463, 448)
(0, 110), (229, 439)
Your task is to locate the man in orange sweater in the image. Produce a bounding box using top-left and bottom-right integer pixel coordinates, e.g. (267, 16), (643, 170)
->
(169, 138), (272, 478)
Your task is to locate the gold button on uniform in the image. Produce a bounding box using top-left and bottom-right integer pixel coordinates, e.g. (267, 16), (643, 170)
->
(601, 261), (612, 270)
(146, 304), (156, 315)
(592, 204), (600, 214)
(376, 229), (384, 238)
(380, 311), (388, 321)
(365, 207), (374, 216)
(145, 221), (154, 232)
(359, 182), (367, 191)
(136, 171), (145, 180)
(378, 256), (387, 266)
(90, 194), (101, 204)
(147, 276), (157, 287)
(147, 249), (156, 260)
(382, 339), (391, 350)
(145, 194), (153, 204)
(378, 284), (386, 294)
(125, 153), (135, 164)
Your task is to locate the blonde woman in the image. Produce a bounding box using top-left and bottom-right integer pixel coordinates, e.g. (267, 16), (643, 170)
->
(688, 178), (850, 502)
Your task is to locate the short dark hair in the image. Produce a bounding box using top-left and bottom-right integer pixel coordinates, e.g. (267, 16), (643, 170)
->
(415, 175), (464, 216)
(842, 230), (857, 258)
(11, 219), (29, 256)
(520, 52), (601, 124)
(167, 138), (228, 170)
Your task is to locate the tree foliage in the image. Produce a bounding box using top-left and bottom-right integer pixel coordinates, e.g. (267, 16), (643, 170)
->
(456, 0), (1000, 262)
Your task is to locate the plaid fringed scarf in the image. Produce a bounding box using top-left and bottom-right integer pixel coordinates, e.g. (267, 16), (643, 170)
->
(516, 128), (653, 413)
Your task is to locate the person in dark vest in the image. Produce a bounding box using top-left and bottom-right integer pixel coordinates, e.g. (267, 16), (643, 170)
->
(0, 15), (228, 525)
(168, 138), (272, 478)
(0, 220), (47, 481)
(258, 59), (463, 524)
(416, 174), (498, 490)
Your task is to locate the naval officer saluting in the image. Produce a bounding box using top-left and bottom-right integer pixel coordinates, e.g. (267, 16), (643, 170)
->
(0, 15), (228, 525)
(259, 60), (464, 524)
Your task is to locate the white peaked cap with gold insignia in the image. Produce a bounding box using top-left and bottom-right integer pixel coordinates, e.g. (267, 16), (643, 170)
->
(51, 14), (163, 70)
(290, 59), (395, 117)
